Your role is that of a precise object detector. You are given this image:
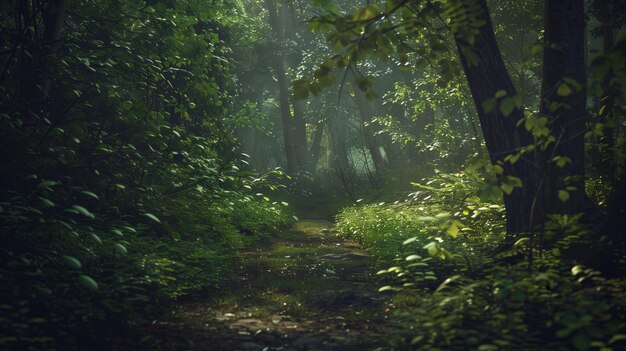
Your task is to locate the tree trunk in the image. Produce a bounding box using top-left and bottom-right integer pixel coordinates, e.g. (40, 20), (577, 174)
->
(539, 0), (587, 215)
(353, 88), (384, 171)
(20, 0), (66, 121)
(327, 107), (354, 194)
(309, 119), (324, 173)
(293, 98), (310, 169)
(452, 0), (538, 237)
(264, 0), (307, 172)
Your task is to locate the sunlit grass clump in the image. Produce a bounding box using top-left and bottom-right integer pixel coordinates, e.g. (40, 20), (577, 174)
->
(336, 171), (506, 266)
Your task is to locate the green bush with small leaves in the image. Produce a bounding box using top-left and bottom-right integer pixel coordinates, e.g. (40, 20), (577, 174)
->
(336, 170), (626, 351)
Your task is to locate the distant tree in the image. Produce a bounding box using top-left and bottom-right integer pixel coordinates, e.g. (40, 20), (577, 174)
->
(264, 0), (309, 172)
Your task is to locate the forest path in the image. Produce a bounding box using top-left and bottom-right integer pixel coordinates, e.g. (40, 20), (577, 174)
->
(140, 220), (392, 350)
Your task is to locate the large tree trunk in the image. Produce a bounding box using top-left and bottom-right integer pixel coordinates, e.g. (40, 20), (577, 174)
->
(452, 0), (591, 239)
(452, 0), (538, 237)
(539, 0), (587, 216)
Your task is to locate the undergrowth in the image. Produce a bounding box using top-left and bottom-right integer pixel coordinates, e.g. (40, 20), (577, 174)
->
(336, 170), (626, 351)
(0, 173), (290, 350)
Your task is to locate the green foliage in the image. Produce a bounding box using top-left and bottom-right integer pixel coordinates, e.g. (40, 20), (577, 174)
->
(0, 0), (291, 349)
(337, 169), (626, 350)
(375, 78), (482, 170)
(337, 170), (505, 271)
(386, 259), (626, 351)
(0, 166), (290, 349)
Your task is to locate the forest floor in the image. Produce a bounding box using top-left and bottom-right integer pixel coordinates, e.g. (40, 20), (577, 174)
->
(134, 220), (394, 351)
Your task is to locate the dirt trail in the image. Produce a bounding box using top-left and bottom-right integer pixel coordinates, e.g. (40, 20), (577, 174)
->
(139, 220), (392, 351)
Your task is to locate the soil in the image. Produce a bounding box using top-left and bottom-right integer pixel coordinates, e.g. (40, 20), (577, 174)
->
(132, 220), (394, 351)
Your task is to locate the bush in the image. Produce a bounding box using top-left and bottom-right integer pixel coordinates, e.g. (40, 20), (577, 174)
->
(385, 256), (626, 351)
(0, 174), (290, 350)
(335, 170), (626, 351)
(336, 170), (505, 281)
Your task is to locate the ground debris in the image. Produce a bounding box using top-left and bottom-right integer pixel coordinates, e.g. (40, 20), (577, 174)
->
(127, 220), (391, 351)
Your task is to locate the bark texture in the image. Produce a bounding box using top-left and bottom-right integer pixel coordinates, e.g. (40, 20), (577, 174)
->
(453, 0), (537, 237)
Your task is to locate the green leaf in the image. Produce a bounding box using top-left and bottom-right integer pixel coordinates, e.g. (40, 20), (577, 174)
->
(71, 205), (95, 219)
(500, 176), (523, 195)
(499, 97), (515, 116)
(113, 243), (128, 254)
(38, 180), (57, 189)
(559, 190), (570, 202)
(514, 237), (530, 247)
(571, 265), (584, 276)
(495, 90), (507, 98)
(524, 114), (536, 131)
(411, 335), (424, 345)
(502, 176), (522, 187)
(378, 285), (394, 292)
(63, 256), (82, 269)
(90, 233), (103, 245)
(501, 183), (514, 195)
(609, 334), (626, 344)
(553, 156), (572, 168)
(563, 77), (582, 91)
(40, 198), (55, 207)
(122, 226), (136, 233)
(447, 221), (459, 238)
(142, 213), (161, 223)
(405, 254), (422, 261)
(407, 262), (428, 267)
(353, 4), (382, 21)
(386, 0), (403, 10)
(79, 275), (98, 291)
(530, 43), (543, 55)
(308, 16), (335, 32)
(424, 242), (438, 256)
(557, 83), (573, 97)
(81, 191), (99, 200)
(402, 237), (417, 245)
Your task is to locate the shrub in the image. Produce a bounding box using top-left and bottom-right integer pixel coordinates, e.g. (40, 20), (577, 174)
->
(336, 170), (505, 281)
(336, 170), (626, 351)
